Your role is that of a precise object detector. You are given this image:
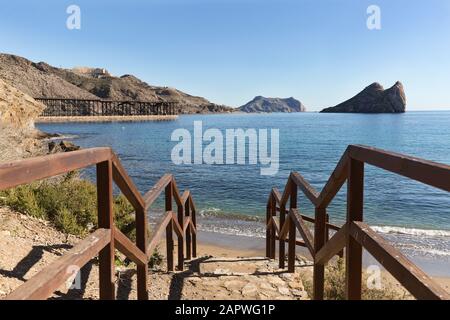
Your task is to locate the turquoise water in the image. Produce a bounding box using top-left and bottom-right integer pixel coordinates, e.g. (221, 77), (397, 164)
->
(37, 112), (450, 264)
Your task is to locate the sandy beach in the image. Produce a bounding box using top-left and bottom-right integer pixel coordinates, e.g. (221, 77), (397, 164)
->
(196, 231), (450, 296)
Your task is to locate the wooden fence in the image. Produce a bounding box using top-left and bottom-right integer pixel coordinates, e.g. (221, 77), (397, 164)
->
(0, 148), (196, 300)
(35, 98), (177, 117)
(267, 144), (450, 300)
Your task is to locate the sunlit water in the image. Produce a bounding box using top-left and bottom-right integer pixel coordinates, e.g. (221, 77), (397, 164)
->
(37, 112), (450, 271)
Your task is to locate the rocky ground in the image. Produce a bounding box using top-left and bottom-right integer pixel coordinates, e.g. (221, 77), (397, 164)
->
(153, 256), (310, 300)
(0, 127), (47, 162)
(0, 207), (310, 300)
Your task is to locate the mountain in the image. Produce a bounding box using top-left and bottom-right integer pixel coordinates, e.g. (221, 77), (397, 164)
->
(320, 82), (406, 113)
(0, 53), (234, 114)
(239, 96), (306, 113)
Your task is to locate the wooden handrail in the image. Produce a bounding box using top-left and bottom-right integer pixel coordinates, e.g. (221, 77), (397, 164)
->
(1, 148), (198, 300)
(114, 227), (147, 267)
(289, 209), (314, 256)
(5, 228), (111, 300)
(0, 147), (112, 190)
(266, 144), (450, 300)
(143, 174), (172, 209)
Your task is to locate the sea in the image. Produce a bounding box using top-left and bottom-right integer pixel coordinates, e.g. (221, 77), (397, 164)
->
(37, 111), (450, 275)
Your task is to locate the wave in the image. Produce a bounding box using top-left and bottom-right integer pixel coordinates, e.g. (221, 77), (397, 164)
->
(199, 207), (264, 222)
(371, 225), (450, 238)
(45, 134), (79, 141)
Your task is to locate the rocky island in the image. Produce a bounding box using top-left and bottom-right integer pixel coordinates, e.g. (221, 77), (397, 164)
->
(239, 96), (306, 113)
(320, 82), (406, 113)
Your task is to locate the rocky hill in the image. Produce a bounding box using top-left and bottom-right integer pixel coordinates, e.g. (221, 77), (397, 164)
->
(320, 82), (406, 113)
(0, 53), (234, 114)
(239, 96), (306, 113)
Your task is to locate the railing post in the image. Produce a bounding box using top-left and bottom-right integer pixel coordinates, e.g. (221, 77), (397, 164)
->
(185, 198), (192, 260)
(288, 186), (297, 273)
(313, 207), (327, 300)
(165, 183), (174, 272)
(345, 158), (364, 300)
(279, 183), (289, 269)
(270, 196), (276, 259)
(191, 203), (197, 258)
(136, 206), (149, 300)
(96, 160), (115, 300)
(176, 187), (184, 271)
(266, 197), (271, 258)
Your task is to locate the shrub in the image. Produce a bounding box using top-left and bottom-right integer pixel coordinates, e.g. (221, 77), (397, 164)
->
(0, 172), (136, 239)
(149, 248), (164, 269)
(302, 258), (407, 300)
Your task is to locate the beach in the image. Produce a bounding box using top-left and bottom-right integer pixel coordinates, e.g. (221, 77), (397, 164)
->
(196, 231), (450, 296)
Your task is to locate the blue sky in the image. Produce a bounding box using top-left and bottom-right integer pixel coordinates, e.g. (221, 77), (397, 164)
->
(1, 0), (449, 110)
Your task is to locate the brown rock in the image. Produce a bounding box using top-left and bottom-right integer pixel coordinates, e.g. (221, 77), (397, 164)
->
(320, 82), (406, 113)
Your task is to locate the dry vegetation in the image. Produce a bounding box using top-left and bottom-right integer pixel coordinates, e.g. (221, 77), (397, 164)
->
(301, 258), (411, 300)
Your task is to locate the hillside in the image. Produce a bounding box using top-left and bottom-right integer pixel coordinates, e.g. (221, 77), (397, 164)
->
(239, 96), (306, 113)
(0, 53), (234, 114)
(320, 82), (406, 113)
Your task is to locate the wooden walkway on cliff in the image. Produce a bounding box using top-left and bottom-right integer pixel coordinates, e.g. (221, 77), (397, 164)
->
(0, 145), (449, 300)
(35, 98), (177, 117)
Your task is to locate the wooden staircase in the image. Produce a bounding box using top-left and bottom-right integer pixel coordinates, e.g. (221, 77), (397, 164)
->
(1, 145), (449, 300)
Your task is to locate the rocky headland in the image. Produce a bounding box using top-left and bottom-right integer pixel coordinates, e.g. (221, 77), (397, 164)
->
(0, 53), (234, 114)
(239, 96), (306, 113)
(320, 82), (406, 113)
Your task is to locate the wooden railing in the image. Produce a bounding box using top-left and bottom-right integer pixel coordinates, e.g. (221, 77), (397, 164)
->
(267, 144), (450, 300)
(0, 148), (197, 300)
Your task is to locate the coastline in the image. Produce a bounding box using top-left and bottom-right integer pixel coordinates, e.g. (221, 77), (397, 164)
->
(36, 115), (178, 123)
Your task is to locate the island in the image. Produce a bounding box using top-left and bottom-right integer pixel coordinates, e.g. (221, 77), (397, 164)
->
(320, 82), (406, 113)
(239, 96), (306, 113)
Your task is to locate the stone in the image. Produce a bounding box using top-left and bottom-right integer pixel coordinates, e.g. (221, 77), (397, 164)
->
(59, 140), (80, 152)
(223, 280), (245, 291)
(241, 283), (258, 296)
(280, 273), (294, 280)
(320, 82), (406, 113)
(278, 287), (290, 295)
(267, 276), (286, 286)
(260, 282), (277, 291)
(288, 281), (304, 290)
(0, 230), (11, 237)
(292, 289), (307, 298)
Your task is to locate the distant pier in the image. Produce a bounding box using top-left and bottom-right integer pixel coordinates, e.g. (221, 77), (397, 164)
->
(35, 98), (178, 122)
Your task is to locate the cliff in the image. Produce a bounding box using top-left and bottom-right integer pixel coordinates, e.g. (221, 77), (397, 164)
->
(0, 79), (48, 161)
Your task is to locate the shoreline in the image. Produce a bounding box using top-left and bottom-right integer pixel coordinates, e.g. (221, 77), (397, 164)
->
(197, 230), (450, 278)
(196, 231), (450, 295)
(36, 115), (178, 123)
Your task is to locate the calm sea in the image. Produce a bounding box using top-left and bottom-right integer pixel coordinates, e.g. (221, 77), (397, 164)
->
(37, 112), (450, 270)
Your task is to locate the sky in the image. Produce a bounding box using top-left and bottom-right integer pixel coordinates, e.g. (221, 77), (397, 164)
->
(0, 0), (450, 111)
